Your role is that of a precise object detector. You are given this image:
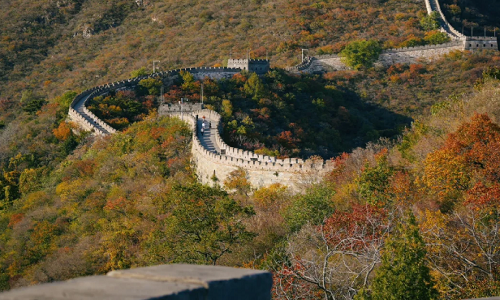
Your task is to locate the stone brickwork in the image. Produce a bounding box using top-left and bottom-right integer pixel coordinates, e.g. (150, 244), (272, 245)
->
(464, 37), (499, 51)
(68, 67), (241, 135)
(69, 64), (334, 192)
(0, 264), (272, 300)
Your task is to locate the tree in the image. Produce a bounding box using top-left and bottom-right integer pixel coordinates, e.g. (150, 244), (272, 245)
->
(340, 40), (382, 70)
(244, 73), (265, 100)
(20, 90), (47, 114)
(357, 212), (437, 300)
(283, 184), (336, 232)
(356, 149), (395, 206)
(149, 183), (255, 265)
(137, 78), (162, 96)
(424, 31), (450, 45)
(224, 168), (252, 196)
(420, 12), (440, 31)
(130, 67), (148, 78)
(275, 204), (393, 300)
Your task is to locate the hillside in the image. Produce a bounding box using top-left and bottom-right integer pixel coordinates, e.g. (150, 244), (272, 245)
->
(2, 74), (500, 299)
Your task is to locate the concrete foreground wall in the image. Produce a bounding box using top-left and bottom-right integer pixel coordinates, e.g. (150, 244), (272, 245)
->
(0, 264), (272, 300)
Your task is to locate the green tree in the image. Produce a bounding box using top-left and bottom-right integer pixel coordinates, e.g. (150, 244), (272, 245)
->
(356, 151), (395, 206)
(340, 40), (382, 70)
(130, 67), (149, 78)
(244, 73), (265, 100)
(151, 183), (255, 265)
(420, 12), (440, 31)
(356, 212), (437, 300)
(137, 78), (163, 96)
(283, 183), (336, 232)
(20, 90), (47, 114)
(424, 31), (450, 45)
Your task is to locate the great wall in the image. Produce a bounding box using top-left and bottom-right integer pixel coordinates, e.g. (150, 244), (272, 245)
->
(68, 0), (499, 192)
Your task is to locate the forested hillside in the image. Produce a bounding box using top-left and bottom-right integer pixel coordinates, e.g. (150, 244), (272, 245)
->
(2, 73), (500, 299)
(2, 0), (500, 298)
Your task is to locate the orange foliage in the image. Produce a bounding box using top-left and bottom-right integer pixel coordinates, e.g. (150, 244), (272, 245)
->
(53, 121), (72, 141)
(8, 213), (24, 228)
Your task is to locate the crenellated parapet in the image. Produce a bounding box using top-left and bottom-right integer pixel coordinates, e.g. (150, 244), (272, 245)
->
(424, 0), (466, 40)
(228, 59), (270, 74)
(68, 67), (243, 135)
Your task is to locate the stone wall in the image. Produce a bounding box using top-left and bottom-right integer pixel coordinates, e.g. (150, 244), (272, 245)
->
(68, 67), (241, 134)
(0, 264), (272, 300)
(310, 42), (465, 71)
(69, 64), (336, 192)
(424, 0), (467, 40)
(378, 41), (464, 66)
(161, 106), (335, 192)
(288, 0), (496, 74)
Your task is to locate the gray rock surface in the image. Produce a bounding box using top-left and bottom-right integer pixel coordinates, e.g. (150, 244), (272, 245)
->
(0, 264), (272, 300)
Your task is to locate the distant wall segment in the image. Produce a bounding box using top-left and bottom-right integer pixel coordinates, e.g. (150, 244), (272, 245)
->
(289, 0), (497, 74)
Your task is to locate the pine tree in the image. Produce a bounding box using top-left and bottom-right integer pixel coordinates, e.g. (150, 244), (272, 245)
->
(356, 212), (437, 300)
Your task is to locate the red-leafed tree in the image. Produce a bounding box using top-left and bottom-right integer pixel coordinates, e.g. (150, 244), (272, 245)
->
(273, 204), (394, 299)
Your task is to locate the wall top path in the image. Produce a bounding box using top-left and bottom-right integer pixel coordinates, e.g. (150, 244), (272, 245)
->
(0, 264), (272, 300)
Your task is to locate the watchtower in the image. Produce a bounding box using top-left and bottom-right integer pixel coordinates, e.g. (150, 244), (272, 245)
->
(227, 59), (270, 74)
(463, 37), (499, 51)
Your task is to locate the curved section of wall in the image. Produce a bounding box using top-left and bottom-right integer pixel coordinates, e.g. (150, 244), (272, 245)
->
(287, 0), (475, 74)
(68, 67), (241, 134)
(160, 107), (335, 191)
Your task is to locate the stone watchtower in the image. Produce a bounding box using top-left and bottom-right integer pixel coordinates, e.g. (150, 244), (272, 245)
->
(463, 37), (499, 51)
(227, 59), (270, 74)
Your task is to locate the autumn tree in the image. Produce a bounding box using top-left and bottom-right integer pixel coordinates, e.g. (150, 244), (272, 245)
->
(276, 204), (393, 300)
(224, 167), (252, 196)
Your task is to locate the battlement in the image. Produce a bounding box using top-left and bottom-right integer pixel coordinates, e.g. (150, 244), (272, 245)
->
(385, 41), (463, 53)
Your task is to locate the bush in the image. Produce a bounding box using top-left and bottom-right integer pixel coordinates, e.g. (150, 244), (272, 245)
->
(340, 40), (382, 70)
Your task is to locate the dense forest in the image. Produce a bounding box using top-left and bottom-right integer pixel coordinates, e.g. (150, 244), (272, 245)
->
(2, 0), (500, 299)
